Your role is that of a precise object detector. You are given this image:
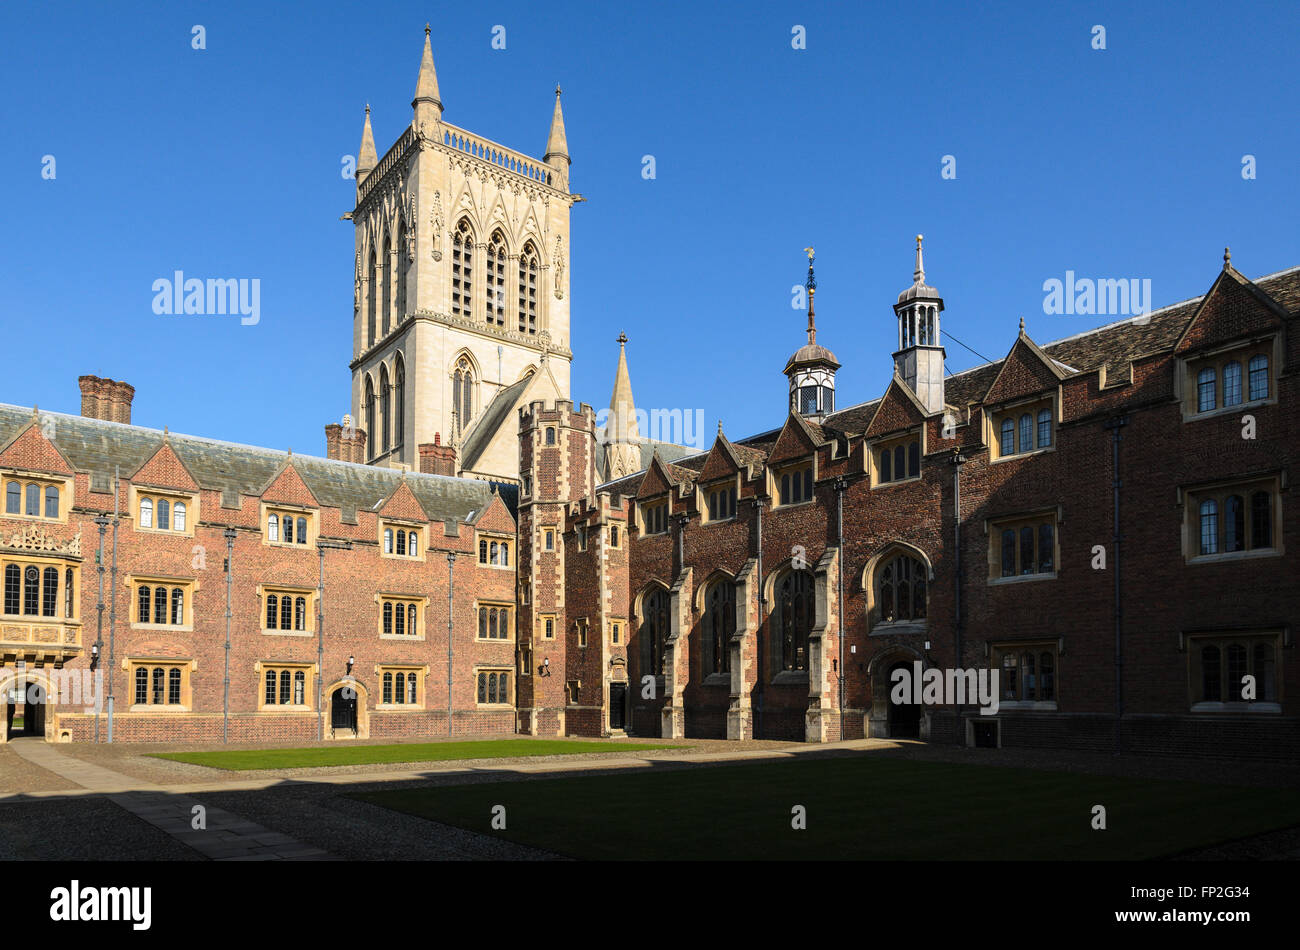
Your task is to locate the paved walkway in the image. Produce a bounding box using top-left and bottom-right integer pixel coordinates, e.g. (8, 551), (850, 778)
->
(4, 737), (892, 801)
(6, 739), (335, 861)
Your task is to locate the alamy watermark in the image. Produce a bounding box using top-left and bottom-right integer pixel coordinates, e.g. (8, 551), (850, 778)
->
(152, 271), (260, 325)
(596, 402), (708, 452)
(890, 662), (1000, 715)
(1042, 271), (1151, 324)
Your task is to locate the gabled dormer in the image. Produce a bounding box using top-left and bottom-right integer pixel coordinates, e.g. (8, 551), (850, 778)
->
(982, 323), (1067, 462)
(635, 453), (680, 536)
(865, 377), (930, 486)
(128, 438), (202, 537)
(1173, 251), (1286, 423)
(766, 413), (824, 507)
(0, 418), (76, 524)
(258, 459), (320, 547)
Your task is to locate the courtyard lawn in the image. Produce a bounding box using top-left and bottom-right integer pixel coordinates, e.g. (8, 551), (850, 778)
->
(151, 739), (683, 771)
(356, 755), (1300, 860)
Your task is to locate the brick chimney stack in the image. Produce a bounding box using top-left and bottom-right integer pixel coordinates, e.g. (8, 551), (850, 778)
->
(418, 433), (457, 476)
(78, 376), (134, 424)
(325, 416), (368, 463)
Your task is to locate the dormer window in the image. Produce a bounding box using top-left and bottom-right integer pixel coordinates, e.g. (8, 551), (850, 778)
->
(381, 522), (423, 559)
(4, 477), (67, 522)
(874, 432), (921, 486)
(265, 507), (312, 546)
(1184, 344), (1274, 420)
(642, 500), (669, 535)
(705, 485), (737, 522)
(776, 463), (814, 506)
(991, 398), (1054, 461)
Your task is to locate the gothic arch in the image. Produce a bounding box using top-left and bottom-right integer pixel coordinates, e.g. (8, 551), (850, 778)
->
(861, 541), (933, 631)
(445, 348), (482, 379)
(693, 567), (737, 613)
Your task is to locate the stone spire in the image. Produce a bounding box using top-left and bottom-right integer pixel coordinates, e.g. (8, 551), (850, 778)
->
(357, 104), (378, 182)
(412, 24), (443, 129)
(913, 233), (926, 284)
(602, 332), (642, 481)
(544, 86), (570, 191)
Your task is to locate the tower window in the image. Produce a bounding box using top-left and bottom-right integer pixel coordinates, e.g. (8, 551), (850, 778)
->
(452, 219), (474, 317)
(519, 243), (539, 334)
(487, 231), (507, 325)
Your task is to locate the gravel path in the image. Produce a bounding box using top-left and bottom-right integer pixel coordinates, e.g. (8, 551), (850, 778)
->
(0, 798), (203, 861)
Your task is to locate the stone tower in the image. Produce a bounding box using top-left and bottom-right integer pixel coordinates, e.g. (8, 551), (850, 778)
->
(893, 235), (946, 414)
(349, 27), (578, 480)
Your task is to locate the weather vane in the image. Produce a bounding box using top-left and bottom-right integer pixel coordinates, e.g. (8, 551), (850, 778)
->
(804, 246), (816, 293)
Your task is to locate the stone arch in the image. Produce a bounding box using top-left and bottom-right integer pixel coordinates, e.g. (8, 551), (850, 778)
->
(324, 677), (369, 740)
(861, 541), (933, 632)
(865, 644), (926, 740)
(693, 567), (736, 614)
(0, 668), (54, 743)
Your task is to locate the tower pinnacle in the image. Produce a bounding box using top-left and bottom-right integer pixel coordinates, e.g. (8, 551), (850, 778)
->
(544, 86), (570, 193)
(412, 26), (443, 126)
(357, 104), (378, 181)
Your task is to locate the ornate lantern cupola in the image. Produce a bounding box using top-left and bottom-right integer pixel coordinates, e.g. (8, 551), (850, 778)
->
(784, 247), (840, 420)
(893, 234), (946, 414)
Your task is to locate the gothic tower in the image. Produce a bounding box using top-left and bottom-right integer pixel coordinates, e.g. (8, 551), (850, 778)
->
(348, 27), (578, 480)
(784, 249), (839, 420)
(893, 235), (946, 414)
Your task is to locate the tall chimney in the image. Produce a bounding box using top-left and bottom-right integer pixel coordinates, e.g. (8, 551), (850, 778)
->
(79, 375), (133, 423)
(419, 433), (456, 476)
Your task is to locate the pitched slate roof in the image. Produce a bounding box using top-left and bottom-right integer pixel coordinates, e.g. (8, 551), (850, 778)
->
(460, 374), (533, 472)
(0, 405), (502, 524)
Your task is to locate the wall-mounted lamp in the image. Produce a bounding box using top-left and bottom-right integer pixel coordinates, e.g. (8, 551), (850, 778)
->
(346, 655), (355, 674)
(90, 643), (100, 671)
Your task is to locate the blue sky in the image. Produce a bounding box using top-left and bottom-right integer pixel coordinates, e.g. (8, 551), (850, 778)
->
(3, 0), (1297, 451)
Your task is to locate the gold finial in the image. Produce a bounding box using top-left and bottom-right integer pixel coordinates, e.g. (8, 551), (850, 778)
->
(916, 234), (923, 247)
(804, 245), (814, 261)
(364, 102), (370, 115)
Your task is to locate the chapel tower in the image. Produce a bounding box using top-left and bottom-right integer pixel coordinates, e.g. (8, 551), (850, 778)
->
(348, 27), (578, 480)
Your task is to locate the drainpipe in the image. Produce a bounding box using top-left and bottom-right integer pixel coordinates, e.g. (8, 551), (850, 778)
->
(447, 552), (456, 736)
(316, 539), (353, 741)
(835, 477), (845, 739)
(951, 450), (966, 744)
(92, 515), (108, 743)
(1104, 415), (1128, 755)
(223, 528), (236, 744)
(754, 495), (765, 737)
(107, 468), (118, 743)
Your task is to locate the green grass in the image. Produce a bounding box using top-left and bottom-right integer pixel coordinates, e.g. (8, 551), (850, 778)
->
(151, 739), (683, 771)
(355, 755), (1300, 860)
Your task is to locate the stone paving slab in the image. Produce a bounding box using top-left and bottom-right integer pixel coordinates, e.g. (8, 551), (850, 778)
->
(6, 739), (338, 861)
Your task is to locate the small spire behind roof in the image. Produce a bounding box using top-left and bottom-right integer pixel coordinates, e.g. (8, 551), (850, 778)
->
(357, 104), (378, 178)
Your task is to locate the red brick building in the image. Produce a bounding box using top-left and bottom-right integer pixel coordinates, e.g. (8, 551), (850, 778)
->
(0, 377), (519, 744)
(519, 246), (1300, 758)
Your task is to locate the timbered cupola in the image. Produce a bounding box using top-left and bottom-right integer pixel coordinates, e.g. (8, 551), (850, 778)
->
(784, 248), (840, 421)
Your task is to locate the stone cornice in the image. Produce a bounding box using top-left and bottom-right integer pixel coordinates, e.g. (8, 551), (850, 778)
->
(351, 312), (572, 371)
